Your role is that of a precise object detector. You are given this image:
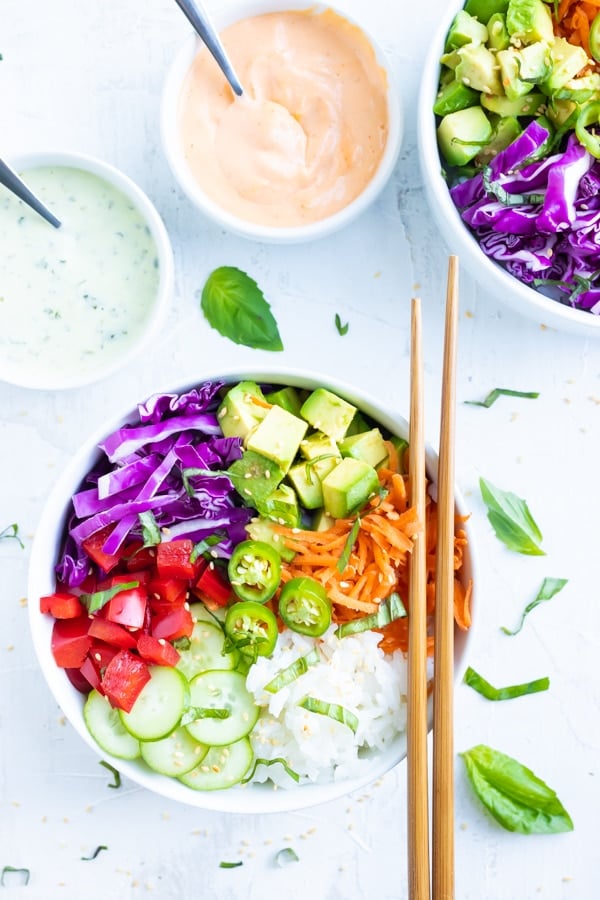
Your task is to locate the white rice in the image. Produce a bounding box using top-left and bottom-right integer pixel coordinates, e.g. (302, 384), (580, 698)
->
(245, 625), (411, 787)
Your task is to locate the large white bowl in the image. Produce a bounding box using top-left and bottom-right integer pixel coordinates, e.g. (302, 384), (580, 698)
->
(28, 367), (477, 813)
(417, 1), (600, 339)
(0, 150), (174, 390)
(161, 1), (403, 243)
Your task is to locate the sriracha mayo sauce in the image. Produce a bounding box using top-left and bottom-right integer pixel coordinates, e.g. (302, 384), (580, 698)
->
(178, 9), (389, 227)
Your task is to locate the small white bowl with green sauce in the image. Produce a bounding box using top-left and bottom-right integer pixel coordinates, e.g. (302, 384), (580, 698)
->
(0, 150), (174, 390)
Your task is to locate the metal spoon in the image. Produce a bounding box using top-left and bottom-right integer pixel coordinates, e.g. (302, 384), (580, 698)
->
(0, 158), (61, 228)
(173, 0), (244, 97)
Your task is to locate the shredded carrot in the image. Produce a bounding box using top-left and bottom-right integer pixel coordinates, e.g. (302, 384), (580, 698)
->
(555, 0), (600, 60)
(275, 461), (473, 656)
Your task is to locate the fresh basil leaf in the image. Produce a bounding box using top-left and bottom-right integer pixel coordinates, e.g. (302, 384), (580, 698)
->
(276, 847), (300, 866)
(465, 388), (540, 408)
(501, 577), (568, 636)
(335, 313), (349, 336)
(463, 666), (550, 700)
(1, 867), (30, 886)
(219, 861), (243, 869)
(99, 760), (121, 789)
(200, 266), (283, 351)
(180, 706), (230, 726)
(299, 696), (358, 734)
(138, 510), (161, 547)
(80, 581), (139, 614)
(334, 591), (407, 638)
(337, 515), (361, 573)
(264, 647), (321, 693)
(242, 756), (301, 784)
(479, 478), (544, 555)
(0, 523), (24, 548)
(460, 744), (574, 834)
(81, 845), (108, 861)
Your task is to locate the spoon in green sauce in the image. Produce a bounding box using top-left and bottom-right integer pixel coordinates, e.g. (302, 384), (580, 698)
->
(0, 158), (61, 228)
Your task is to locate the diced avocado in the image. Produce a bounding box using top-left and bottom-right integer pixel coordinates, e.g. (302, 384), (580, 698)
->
(300, 389), (357, 442)
(506, 0), (554, 45)
(497, 48), (534, 100)
(440, 50), (462, 70)
(246, 405), (308, 473)
(344, 411), (372, 437)
(517, 41), (552, 82)
(321, 458), (380, 519)
(339, 428), (389, 470)
(475, 115), (522, 165)
(312, 508), (335, 532)
(217, 381), (269, 439)
(264, 386), (302, 416)
(226, 450), (284, 508)
(287, 456), (340, 510)
(554, 72), (600, 101)
(465, 0), (509, 25)
(542, 39), (591, 93)
(481, 90), (545, 116)
(434, 79), (480, 116)
(437, 106), (493, 167)
(545, 97), (577, 128)
(255, 483), (300, 527)
(299, 431), (341, 462)
(487, 13), (510, 50)
(246, 517), (296, 562)
(445, 10), (489, 50)
(455, 44), (503, 94)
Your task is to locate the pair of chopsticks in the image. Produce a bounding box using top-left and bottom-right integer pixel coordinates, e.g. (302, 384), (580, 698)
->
(407, 256), (459, 900)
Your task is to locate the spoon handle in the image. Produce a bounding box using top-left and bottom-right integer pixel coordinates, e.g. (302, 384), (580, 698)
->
(0, 158), (61, 228)
(174, 0), (244, 96)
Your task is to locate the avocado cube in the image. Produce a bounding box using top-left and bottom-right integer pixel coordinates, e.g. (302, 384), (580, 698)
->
(287, 456), (340, 510)
(217, 381), (268, 439)
(433, 79), (480, 116)
(497, 48), (534, 100)
(226, 450), (284, 507)
(245, 517), (296, 562)
(455, 44), (503, 94)
(264, 386), (303, 416)
(300, 389), (357, 442)
(517, 41), (552, 82)
(255, 484), (300, 527)
(543, 38), (588, 93)
(299, 431), (341, 462)
(464, 0), (509, 25)
(321, 458), (380, 519)
(506, 0), (554, 45)
(437, 106), (493, 167)
(445, 10), (489, 50)
(476, 115), (522, 165)
(246, 405), (308, 473)
(487, 13), (510, 50)
(312, 508), (336, 532)
(481, 90), (545, 116)
(339, 428), (389, 470)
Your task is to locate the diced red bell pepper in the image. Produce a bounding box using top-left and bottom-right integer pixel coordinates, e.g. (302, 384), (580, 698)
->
(82, 525), (123, 574)
(105, 584), (147, 630)
(147, 576), (188, 606)
(79, 641), (119, 692)
(123, 542), (158, 572)
(40, 591), (85, 619)
(151, 605), (194, 641)
(51, 616), (93, 668)
(65, 666), (93, 694)
(88, 616), (138, 649)
(136, 633), (180, 667)
(101, 650), (151, 712)
(156, 539), (197, 580)
(194, 563), (232, 608)
(78, 656), (102, 692)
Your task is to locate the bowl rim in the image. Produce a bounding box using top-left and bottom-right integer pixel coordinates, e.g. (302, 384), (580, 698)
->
(0, 149), (175, 390)
(416, 0), (600, 338)
(27, 365), (478, 813)
(160, 1), (404, 243)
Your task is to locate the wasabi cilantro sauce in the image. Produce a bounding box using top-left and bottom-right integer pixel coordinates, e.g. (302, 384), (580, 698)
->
(0, 165), (160, 385)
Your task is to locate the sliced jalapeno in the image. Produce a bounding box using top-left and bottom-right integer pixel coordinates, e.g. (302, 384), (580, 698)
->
(224, 600), (278, 659)
(575, 101), (600, 159)
(278, 577), (332, 637)
(227, 539), (281, 604)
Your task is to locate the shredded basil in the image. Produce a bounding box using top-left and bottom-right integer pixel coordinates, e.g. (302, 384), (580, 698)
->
(219, 861), (243, 869)
(276, 847), (300, 866)
(200, 266), (283, 352)
(242, 756), (301, 784)
(0, 523), (24, 548)
(335, 313), (349, 336)
(501, 578), (568, 636)
(264, 647), (321, 693)
(335, 592), (407, 638)
(190, 532), (225, 563)
(173, 635), (192, 651)
(337, 515), (362, 574)
(479, 478), (544, 556)
(483, 166), (545, 207)
(80, 581), (139, 614)
(138, 510), (161, 547)
(81, 845), (108, 861)
(463, 666), (549, 700)
(465, 388), (540, 408)
(299, 696), (358, 734)
(99, 760), (121, 789)
(1, 867), (30, 886)
(460, 744), (574, 834)
(180, 707), (231, 726)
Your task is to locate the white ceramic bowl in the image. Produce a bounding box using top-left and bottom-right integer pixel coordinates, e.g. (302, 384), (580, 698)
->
(28, 367), (477, 813)
(417, 1), (600, 339)
(0, 150), (174, 390)
(161, 2), (403, 243)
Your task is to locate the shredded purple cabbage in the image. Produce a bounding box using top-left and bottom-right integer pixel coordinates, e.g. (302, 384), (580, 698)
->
(56, 381), (252, 587)
(448, 121), (600, 312)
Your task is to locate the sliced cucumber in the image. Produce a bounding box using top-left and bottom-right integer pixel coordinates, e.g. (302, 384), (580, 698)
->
(189, 600), (227, 626)
(120, 665), (188, 742)
(185, 669), (259, 746)
(83, 689), (141, 760)
(140, 725), (208, 776)
(176, 618), (237, 681)
(178, 737), (253, 791)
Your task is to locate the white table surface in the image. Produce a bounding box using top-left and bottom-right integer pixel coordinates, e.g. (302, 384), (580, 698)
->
(2, 1), (599, 898)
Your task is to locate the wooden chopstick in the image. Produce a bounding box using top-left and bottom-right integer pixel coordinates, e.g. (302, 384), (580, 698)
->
(432, 256), (460, 900)
(407, 297), (430, 900)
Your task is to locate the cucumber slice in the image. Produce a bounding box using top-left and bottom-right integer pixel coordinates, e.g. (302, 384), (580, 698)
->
(189, 600), (227, 626)
(176, 618), (237, 681)
(178, 737), (253, 791)
(140, 726), (208, 776)
(119, 665), (188, 741)
(185, 669), (259, 746)
(83, 689), (141, 760)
